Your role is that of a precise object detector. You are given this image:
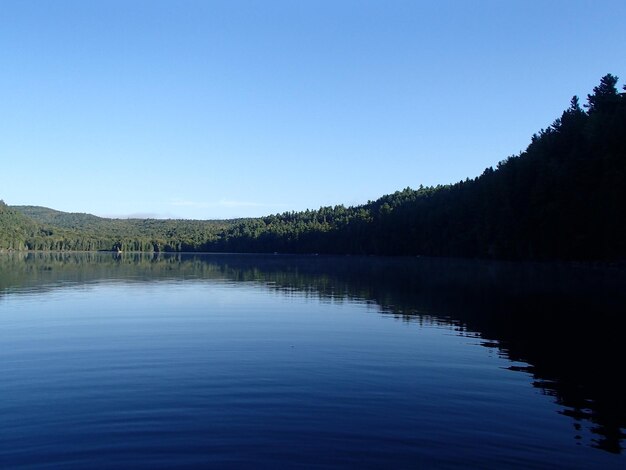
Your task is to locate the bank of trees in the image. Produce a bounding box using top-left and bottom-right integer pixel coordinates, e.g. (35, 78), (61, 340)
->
(3, 74), (625, 261)
(200, 74), (626, 261)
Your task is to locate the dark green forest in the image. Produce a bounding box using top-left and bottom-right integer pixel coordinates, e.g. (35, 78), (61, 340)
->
(2, 74), (625, 261)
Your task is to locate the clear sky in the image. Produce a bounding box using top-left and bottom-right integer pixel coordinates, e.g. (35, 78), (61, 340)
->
(1, 1), (625, 219)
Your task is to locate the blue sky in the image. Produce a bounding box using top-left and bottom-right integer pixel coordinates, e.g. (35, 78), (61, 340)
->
(1, 1), (625, 219)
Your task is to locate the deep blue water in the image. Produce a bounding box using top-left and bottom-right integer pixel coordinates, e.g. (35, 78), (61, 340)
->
(1, 253), (625, 468)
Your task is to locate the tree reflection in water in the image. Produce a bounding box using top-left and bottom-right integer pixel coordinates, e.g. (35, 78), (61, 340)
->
(1, 252), (625, 453)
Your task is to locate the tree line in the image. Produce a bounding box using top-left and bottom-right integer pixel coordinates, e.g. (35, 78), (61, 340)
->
(2, 74), (625, 261)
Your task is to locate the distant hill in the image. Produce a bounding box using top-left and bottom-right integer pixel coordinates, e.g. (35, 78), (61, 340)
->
(10, 204), (235, 252)
(3, 74), (625, 260)
(12, 205), (109, 231)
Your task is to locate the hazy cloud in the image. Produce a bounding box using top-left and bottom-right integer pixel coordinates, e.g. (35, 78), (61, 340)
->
(169, 198), (282, 209)
(98, 212), (175, 219)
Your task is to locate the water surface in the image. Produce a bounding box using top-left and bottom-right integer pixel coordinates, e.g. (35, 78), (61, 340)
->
(1, 253), (625, 468)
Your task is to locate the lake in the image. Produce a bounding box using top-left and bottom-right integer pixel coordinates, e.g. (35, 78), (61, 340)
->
(1, 253), (625, 468)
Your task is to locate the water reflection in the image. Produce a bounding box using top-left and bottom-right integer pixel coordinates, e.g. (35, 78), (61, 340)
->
(1, 252), (625, 453)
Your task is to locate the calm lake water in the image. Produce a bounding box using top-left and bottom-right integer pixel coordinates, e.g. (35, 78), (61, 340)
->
(1, 253), (625, 468)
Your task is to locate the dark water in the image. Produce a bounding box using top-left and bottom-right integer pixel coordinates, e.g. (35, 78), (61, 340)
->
(1, 253), (625, 468)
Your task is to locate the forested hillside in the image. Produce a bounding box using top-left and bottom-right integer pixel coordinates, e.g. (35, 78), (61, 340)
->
(0, 201), (41, 250)
(3, 74), (625, 261)
(199, 74), (626, 260)
(8, 206), (234, 252)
